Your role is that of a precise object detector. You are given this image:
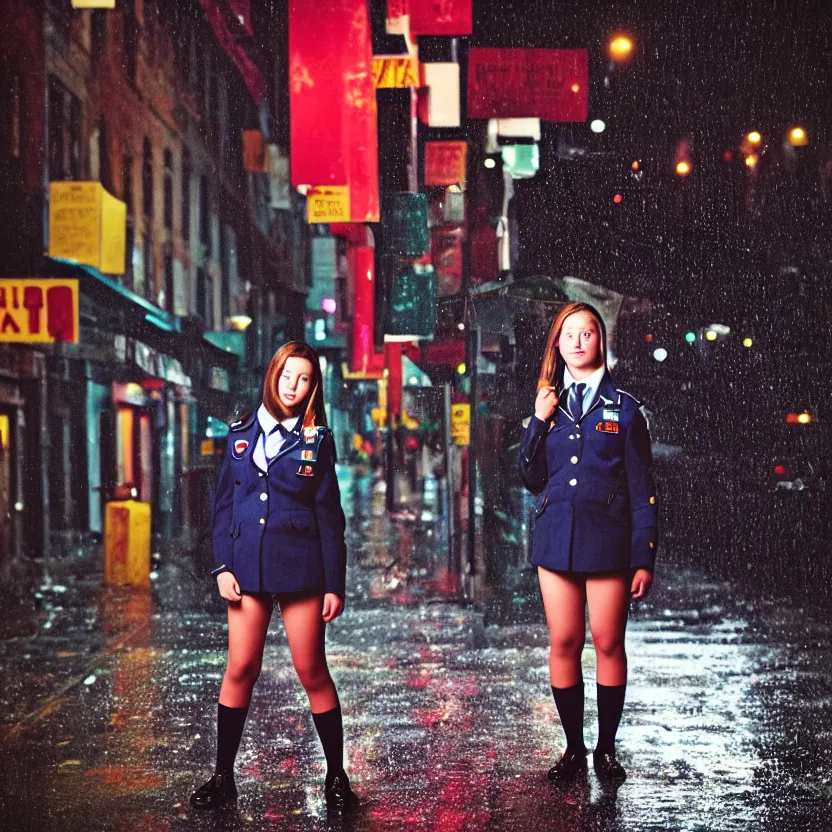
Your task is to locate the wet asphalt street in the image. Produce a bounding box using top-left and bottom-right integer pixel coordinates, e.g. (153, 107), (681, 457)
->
(1, 467), (830, 831)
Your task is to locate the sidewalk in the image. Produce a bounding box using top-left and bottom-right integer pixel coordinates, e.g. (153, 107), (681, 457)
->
(0, 467), (830, 831)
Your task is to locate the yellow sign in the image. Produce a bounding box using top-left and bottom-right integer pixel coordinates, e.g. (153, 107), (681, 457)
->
(0, 279), (79, 343)
(307, 186), (351, 223)
(200, 439), (215, 457)
(72, 0), (116, 7)
(451, 403), (470, 446)
(373, 55), (420, 88)
(49, 181), (126, 275)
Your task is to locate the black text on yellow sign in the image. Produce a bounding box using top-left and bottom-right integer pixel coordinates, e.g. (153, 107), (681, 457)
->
(451, 403), (470, 446)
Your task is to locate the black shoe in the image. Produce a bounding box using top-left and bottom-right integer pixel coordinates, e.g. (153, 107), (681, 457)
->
(547, 748), (588, 783)
(325, 771), (359, 812)
(189, 770), (238, 809)
(593, 750), (627, 781)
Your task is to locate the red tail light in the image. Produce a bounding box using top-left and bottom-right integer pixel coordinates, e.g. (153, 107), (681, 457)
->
(773, 464), (787, 476)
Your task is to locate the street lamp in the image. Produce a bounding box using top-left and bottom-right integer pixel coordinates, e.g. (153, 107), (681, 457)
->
(675, 160), (691, 176)
(787, 126), (808, 147)
(746, 131), (762, 145)
(608, 35), (634, 61)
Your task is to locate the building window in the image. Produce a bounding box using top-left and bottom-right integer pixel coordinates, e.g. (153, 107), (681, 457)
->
(163, 245), (174, 313)
(143, 235), (154, 301)
(181, 146), (191, 240)
(199, 173), (211, 253)
(123, 153), (134, 288)
(197, 267), (213, 329)
(0, 71), (24, 165)
(123, 0), (139, 86)
(48, 76), (82, 181)
(142, 137), (153, 219)
(163, 147), (173, 230)
(91, 10), (107, 61)
(98, 118), (112, 192)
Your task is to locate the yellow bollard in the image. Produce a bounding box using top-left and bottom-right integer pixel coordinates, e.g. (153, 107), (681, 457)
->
(104, 500), (151, 587)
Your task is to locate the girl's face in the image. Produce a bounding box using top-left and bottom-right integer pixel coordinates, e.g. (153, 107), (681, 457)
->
(557, 310), (603, 375)
(278, 356), (314, 412)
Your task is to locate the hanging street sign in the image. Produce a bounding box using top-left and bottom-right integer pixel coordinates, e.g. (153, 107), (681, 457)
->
(307, 186), (351, 223)
(0, 279), (79, 343)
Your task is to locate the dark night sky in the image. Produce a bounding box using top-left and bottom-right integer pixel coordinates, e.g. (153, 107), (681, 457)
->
(471, 0), (832, 144)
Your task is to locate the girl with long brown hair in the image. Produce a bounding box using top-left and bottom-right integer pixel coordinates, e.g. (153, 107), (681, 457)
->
(518, 303), (658, 784)
(190, 341), (358, 812)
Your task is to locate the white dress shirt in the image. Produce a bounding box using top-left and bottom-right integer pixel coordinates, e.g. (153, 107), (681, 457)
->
(562, 364), (606, 416)
(252, 404), (300, 471)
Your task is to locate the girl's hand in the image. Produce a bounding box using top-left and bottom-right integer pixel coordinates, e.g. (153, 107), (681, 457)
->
(217, 571), (242, 603)
(630, 568), (653, 600)
(535, 386), (558, 422)
(322, 593), (344, 622)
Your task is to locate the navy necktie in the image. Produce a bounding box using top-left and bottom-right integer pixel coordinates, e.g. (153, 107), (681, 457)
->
(569, 383), (586, 422)
(273, 422), (293, 440)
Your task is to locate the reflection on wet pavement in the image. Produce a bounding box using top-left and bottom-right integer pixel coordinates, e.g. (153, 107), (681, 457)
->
(0, 469), (830, 830)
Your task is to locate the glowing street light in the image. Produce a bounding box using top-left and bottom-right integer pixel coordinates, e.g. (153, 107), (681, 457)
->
(608, 35), (634, 61)
(746, 131), (762, 145)
(787, 126), (808, 147)
(675, 160), (691, 176)
(705, 330), (718, 341)
(590, 119), (606, 133)
(743, 337), (753, 348)
(745, 153), (759, 169)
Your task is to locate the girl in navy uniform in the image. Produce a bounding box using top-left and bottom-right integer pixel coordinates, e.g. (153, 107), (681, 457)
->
(190, 342), (358, 812)
(518, 302), (658, 784)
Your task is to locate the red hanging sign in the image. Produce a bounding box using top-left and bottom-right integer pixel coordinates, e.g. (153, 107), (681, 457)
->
(409, 0), (472, 36)
(424, 141), (467, 186)
(467, 48), (588, 122)
(431, 225), (463, 297)
(289, 0), (379, 222)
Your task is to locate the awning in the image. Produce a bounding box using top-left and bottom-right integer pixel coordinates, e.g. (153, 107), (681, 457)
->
(46, 256), (180, 333)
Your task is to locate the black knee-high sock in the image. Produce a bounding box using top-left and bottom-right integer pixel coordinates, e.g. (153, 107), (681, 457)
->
(312, 705), (344, 783)
(596, 683), (626, 754)
(216, 703), (249, 774)
(551, 683), (585, 753)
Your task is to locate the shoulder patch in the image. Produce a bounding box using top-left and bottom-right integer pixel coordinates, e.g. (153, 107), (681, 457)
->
(229, 411), (256, 432)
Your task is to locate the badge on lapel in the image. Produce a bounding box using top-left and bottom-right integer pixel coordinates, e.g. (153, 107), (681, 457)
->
(596, 421), (619, 434)
(301, 449), (315, 461)
(602, 409), (620, 422)
(303, 426), (318, 444)
(233, 439), (250, 456)
(297, 464), (315, 477)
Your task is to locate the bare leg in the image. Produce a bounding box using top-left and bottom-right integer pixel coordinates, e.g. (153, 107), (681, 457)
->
(279, 595), (338, 713)
(538, 567), (587, 687)
(219, 593), (274, 707)
(587, 573), (631, 766)
(280, 595), (348, 790)
(586, 574), (630, 686)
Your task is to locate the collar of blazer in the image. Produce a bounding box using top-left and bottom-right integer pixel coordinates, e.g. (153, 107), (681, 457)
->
(557, 370), (619, 423)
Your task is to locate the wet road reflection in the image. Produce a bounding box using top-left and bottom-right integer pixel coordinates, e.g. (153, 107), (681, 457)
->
(0, 468), (830, 830)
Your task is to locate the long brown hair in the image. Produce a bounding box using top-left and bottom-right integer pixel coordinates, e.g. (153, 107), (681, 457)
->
(262, 341), (327, 427)
(537, 302), (607, 393)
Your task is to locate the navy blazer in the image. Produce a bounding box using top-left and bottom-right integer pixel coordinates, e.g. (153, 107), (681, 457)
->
(211, 412), (347, 596)
(518, 372), (658, 573)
